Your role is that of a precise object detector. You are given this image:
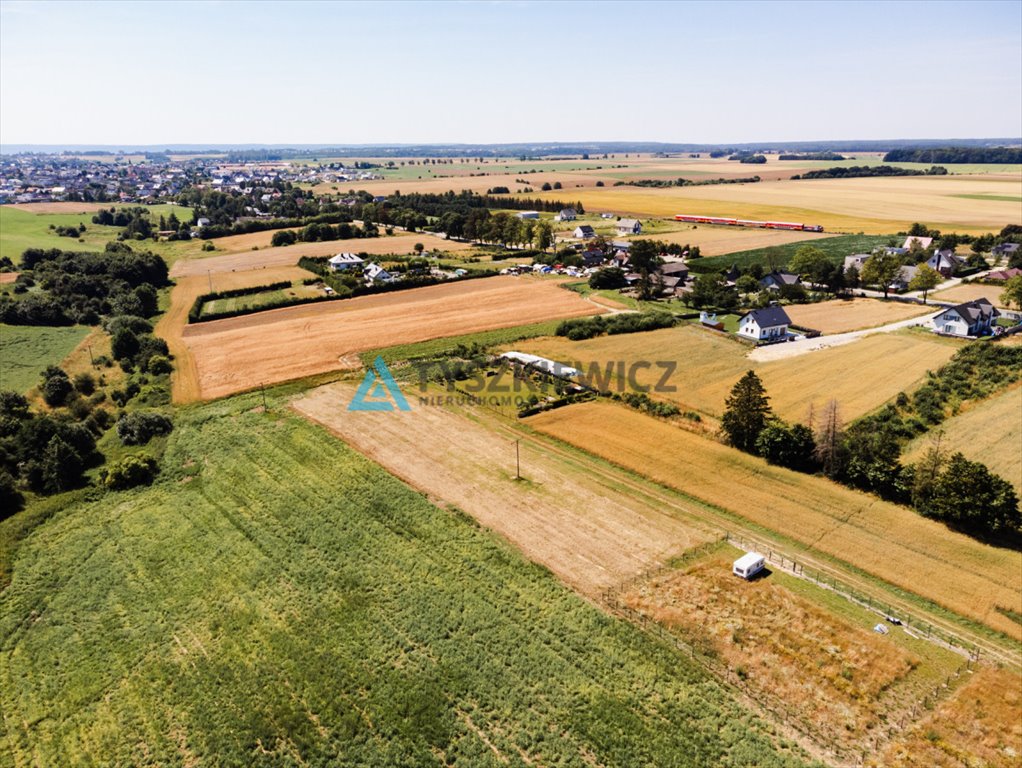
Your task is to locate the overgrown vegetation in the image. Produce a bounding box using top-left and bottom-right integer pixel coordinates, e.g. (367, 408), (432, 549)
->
(793, 165), (947, 179)
(883, 147), (1022, 164)
(555, 312), (677, 340)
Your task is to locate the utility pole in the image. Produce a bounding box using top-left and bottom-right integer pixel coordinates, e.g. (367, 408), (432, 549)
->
(514, 438), (521, 480)
(208, 270), (213, 293)
(87, 344), (95, 368)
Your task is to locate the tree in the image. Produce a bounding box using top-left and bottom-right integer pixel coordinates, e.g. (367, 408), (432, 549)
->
(860, 251), (903, 298)
(735, 275), (760, 294)
(628, 240), (664, 300)
(534, 220), (553, 251)
(755, 421), (817, 472)
(908, 264), (942, 303)
(813, 399), (844, 477)
(413, 242), (424, 256)
(111, 328), (140, 361)
(588, 267), (626, 289)
(39, 435), (84, 494)
(721, 371), (772, 452)
(923, 453), (1021, 535)
(40, 368), (73, 407)
(1001, 275), (1022, 311)
(788, 245), (829, 285)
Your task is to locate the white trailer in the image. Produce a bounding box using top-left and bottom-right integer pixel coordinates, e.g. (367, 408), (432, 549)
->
(732, 552), (765, 580)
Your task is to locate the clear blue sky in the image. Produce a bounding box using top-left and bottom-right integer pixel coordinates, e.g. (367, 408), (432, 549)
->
(1, 0), (1019, 145)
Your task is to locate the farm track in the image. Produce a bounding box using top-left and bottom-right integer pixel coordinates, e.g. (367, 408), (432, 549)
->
(487, 416), (1022, 670)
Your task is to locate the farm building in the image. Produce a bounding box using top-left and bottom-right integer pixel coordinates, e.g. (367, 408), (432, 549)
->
(843, 254), (871, 272)
(992, 242), (1020, 258)
(554, 208), (577, 222)
(759, 270), (801, 292)
(499, 352), (581, 380)
(516, 211), (540, 220)
(737, 305), (791, 341)
(616, 219), (642, 234)
(931, 298), (1000, 337)
(329, 252), (365, 271)
(573, 225), (596, 239)
(659, 261), (689, 281)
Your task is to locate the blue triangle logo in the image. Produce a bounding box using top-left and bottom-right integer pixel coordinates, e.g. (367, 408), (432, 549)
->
(348, 356), (411, 412)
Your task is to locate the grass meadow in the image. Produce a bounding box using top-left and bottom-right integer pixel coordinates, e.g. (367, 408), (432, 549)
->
(0, 324), (91, 393)
(0, 391), (813, 767)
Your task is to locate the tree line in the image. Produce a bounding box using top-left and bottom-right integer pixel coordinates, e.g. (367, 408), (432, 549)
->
(792, 165), (947, 180)
(721, 347), (1022, 541)
(883, 147), (1022, 164)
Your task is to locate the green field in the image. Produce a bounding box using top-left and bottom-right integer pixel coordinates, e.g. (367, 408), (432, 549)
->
(691, 233), (892, 272)
(951, 193), (1022, 203)
(0, 204), (194, 263)
(200, 281), (323, 317)
(0, 391), (812, 766)
(0, 324), (91, 393)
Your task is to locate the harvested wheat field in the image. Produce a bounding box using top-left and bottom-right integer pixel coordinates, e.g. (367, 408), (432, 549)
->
(293, 382), (715, 595)
(170, 232), (472, 277)
(931, 282), (1012, 307)
(903, 384), (1022, 493)
(784, 299), (933, 334)
(530, 175), (1022, 234)
(624, 553), (921, 752)
(517, 325), (959, 421)
(870, 666), (1022, 767)
(528, 401), (1022, 639)
(182, 276), (601, 401)
(156, 264), (316, 402)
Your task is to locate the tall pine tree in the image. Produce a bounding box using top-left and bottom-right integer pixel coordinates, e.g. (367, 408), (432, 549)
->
(721, 371), (772, 452)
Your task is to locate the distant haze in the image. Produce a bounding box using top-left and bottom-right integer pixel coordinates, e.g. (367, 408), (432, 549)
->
(2, 0), (1020, 145)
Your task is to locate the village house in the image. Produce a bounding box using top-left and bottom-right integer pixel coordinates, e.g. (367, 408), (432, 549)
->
(737, 305), (792, 342)
(843, 253), (871, 272)
(903, 236), (933, 250)
(992, 242), (1020, 259)
(363, 262), (394, 285)
(659, 261), (689, 281)
(554, 208), (577, 222)
(986, 267), (1022, 282)
(328, 252), (365, 271)
(573, 225), (596, 239)
(891, 264), (918, 292)
(926, 249), (963, 277)
(931, 298), (1000, 337)
(759, 270), (801, 292)
(616, 218), (642, 234)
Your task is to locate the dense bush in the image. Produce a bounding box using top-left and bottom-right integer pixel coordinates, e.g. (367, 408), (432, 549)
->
(555, 312), (677, 341)
(116, 412), (173, 446)
(101, 454), (159, 490)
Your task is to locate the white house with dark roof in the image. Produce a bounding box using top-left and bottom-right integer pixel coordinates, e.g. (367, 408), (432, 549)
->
(616, 218), (642, 234)
(931, 298), (1000, 337)
(328, 252), (365, 271)
(554, 208), (577, 222)
(363, 262), (394, 284)
(926, 249), (964, 277)
(573, 225), (596, 239)
(737, 306), (792, 341)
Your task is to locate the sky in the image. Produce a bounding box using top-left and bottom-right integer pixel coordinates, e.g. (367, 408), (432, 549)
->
(1, 0), (1020, 146)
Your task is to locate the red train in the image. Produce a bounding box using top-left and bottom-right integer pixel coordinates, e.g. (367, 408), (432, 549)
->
(674, 214), (823, 232)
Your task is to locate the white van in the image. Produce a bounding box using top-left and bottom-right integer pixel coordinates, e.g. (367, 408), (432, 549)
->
(733, 552), (765, 580)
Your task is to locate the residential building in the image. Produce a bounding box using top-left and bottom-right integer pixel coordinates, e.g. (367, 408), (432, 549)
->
(573, 225), (596, 239)
(616, 218), (642, 234)
(931, 298), (1000, 337)
(554, 208), (577, 222)
(759, 270), (801, 292)
(737, 306), (792, 341)
(328, 252), (365, 271)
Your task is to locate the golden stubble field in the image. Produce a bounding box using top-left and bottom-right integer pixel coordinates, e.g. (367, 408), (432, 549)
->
(527, 175), (1022, 234)
(783, 299), (934, 334)
(516, 325), (960, 422)
(180, 276), (602, 401)
(528, 400), (1022, 639)
(292, 382), (716, 595)
(903, 384), (1022, 494)
(931, 282), (1014, 308)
